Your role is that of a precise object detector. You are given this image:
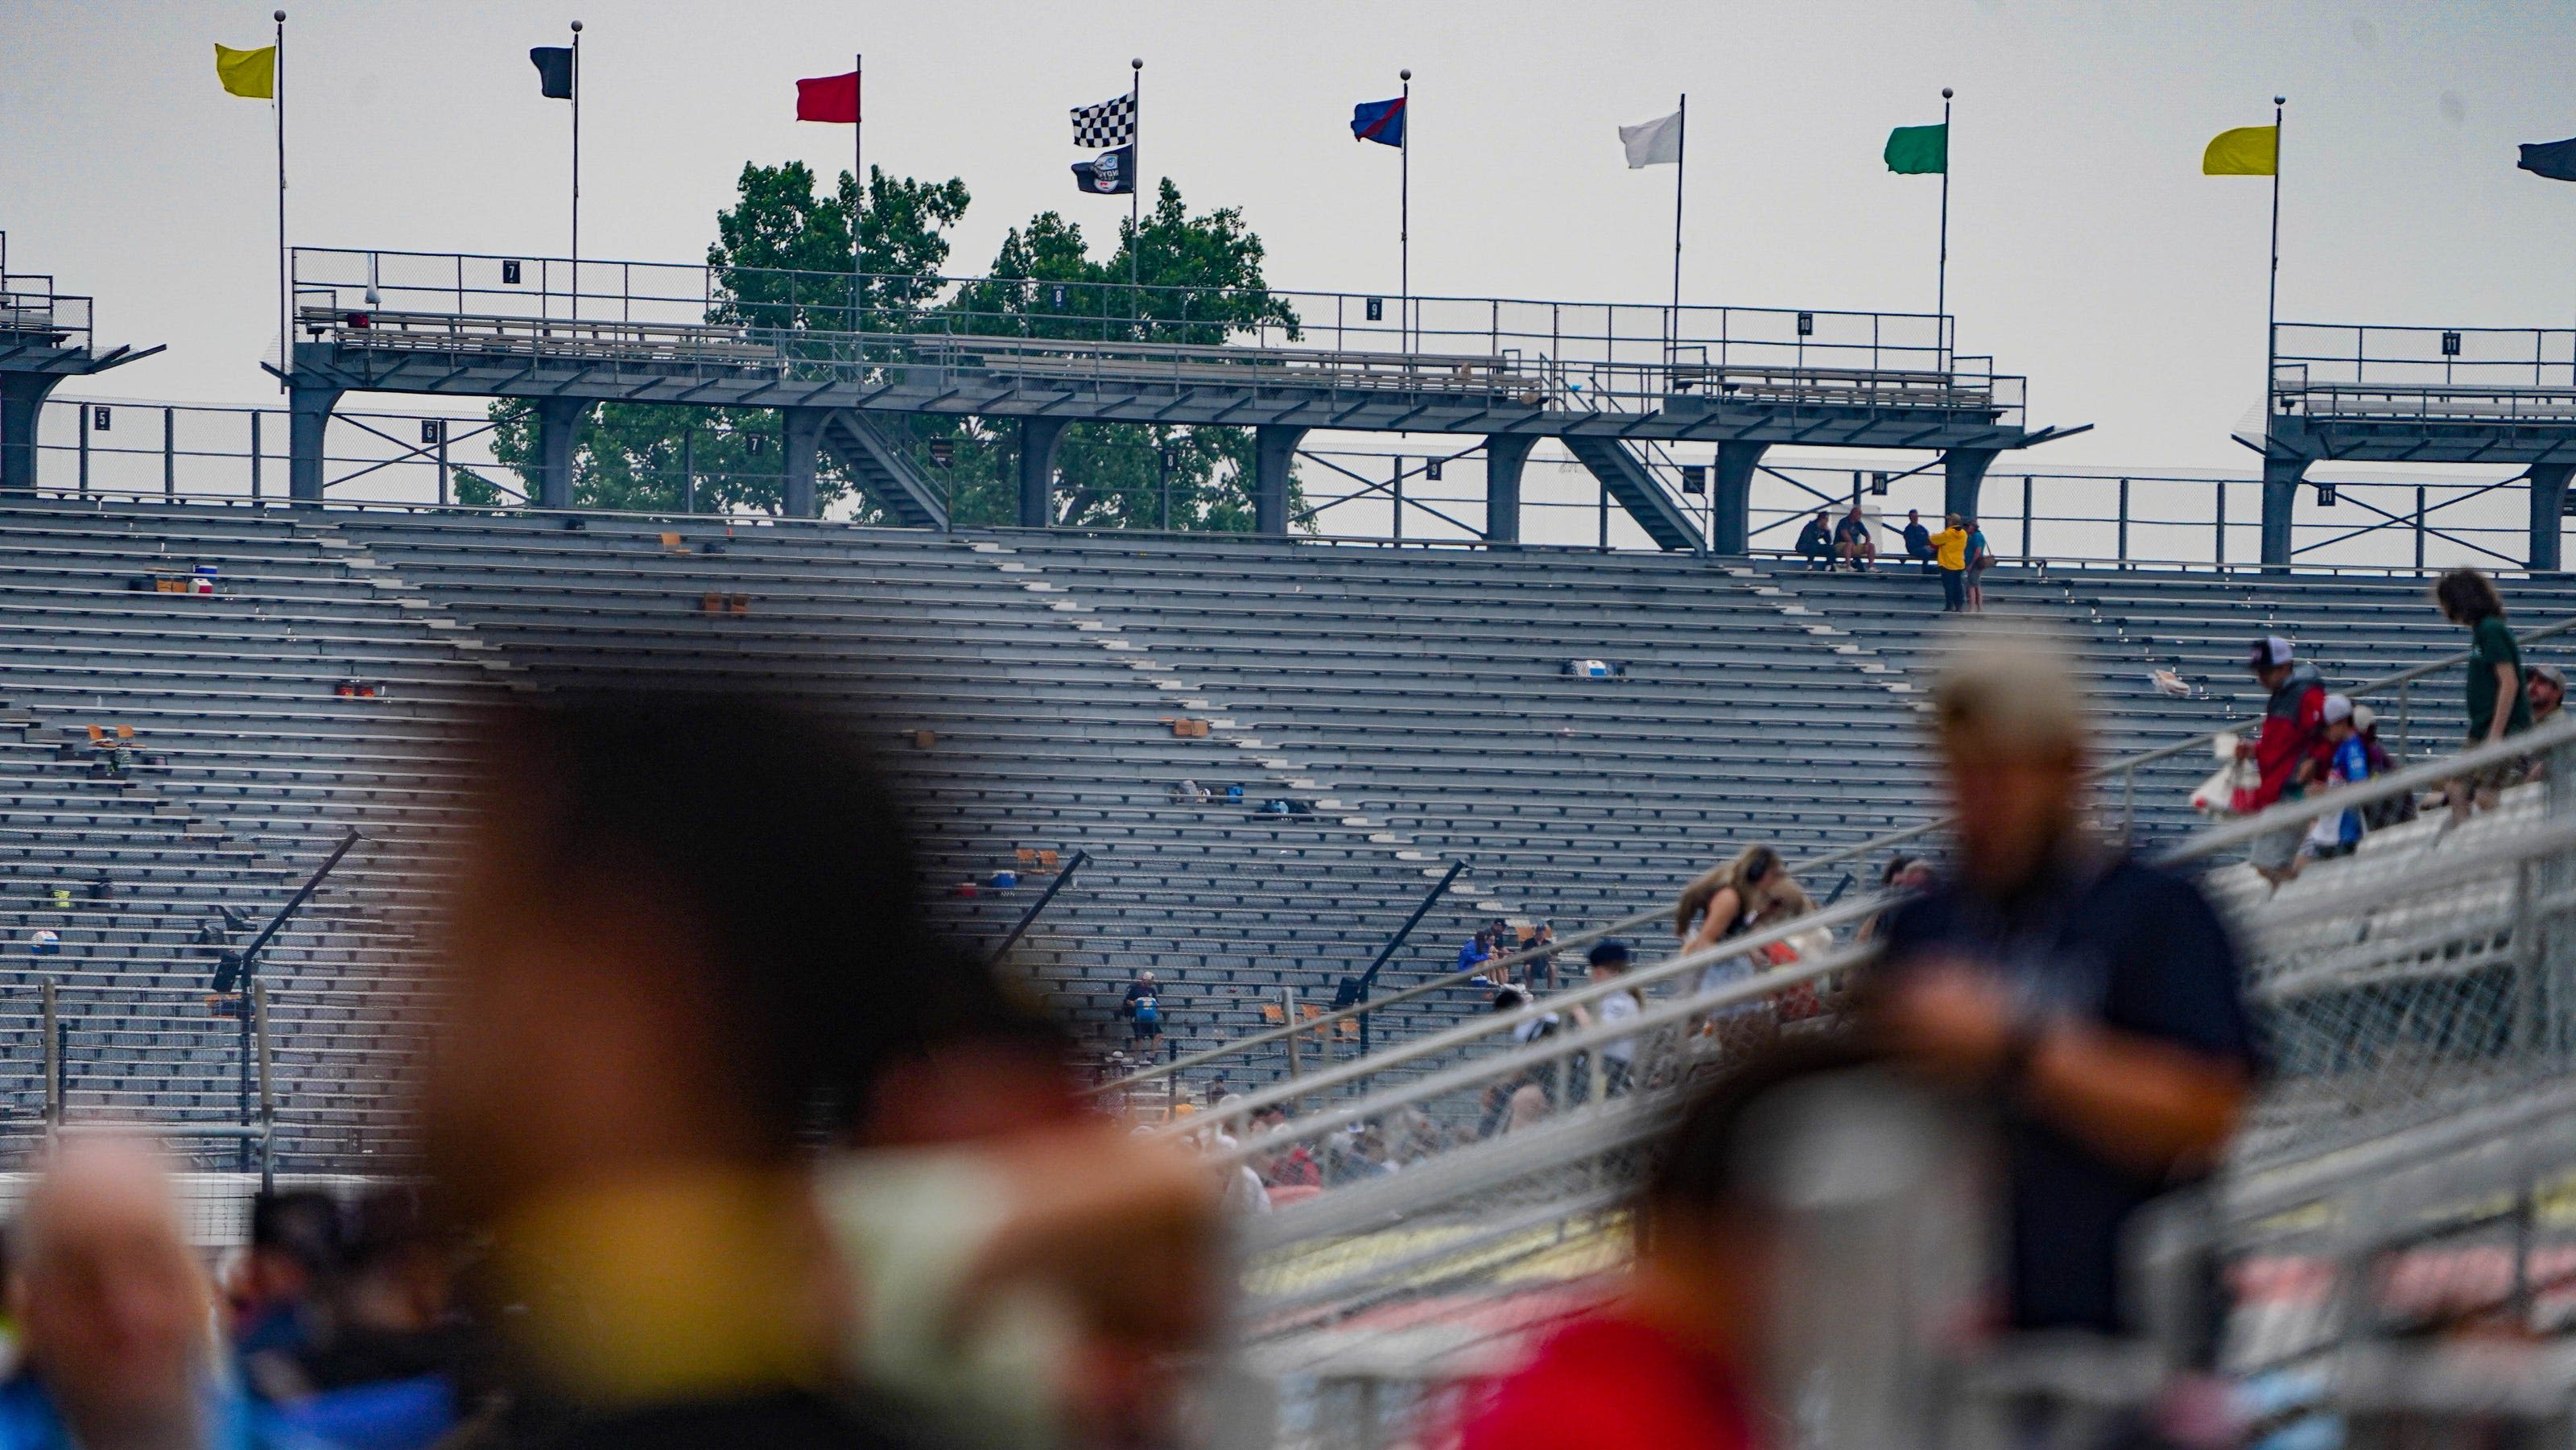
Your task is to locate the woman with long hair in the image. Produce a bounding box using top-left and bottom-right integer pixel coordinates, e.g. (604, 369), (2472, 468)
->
(1674, 846), (1818, 1040)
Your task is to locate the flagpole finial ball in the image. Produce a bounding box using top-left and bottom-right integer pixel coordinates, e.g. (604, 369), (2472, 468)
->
(1401, 68), (1411, 81)
(2274, 94), (2285, 105)
(272, 10), (284, 19)
(571, 19), (583, 31)
(1942, 87), (1952, 98)
(1131, 57), (1142, 68)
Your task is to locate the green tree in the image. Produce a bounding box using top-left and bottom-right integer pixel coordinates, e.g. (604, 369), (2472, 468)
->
(933, 180), (1308, 530)
(464, 162), (969, 514)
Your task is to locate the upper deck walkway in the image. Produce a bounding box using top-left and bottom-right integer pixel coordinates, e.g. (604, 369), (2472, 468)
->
(279, 247), (2065, 544)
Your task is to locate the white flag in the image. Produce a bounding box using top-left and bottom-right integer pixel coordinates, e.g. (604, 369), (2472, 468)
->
(1619, 109), (1684, 168)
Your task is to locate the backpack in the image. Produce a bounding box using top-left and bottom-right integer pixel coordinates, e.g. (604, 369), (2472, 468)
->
(1132, 994), (1160, 1031)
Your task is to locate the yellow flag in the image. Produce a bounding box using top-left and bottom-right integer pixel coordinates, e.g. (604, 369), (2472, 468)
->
(2202, 124), (2277, 176)
(215, 43), (276, 99)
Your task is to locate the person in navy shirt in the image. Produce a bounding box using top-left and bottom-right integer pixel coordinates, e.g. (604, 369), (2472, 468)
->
(1870, 623), (2259, 1336)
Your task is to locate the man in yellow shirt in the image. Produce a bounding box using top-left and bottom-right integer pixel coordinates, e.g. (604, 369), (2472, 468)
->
(1931, 514), (1971, 613)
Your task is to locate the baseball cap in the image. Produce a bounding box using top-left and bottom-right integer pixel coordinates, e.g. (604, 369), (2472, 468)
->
(2322, 694), (2354, 725)
(2353, 704), (2377, 732)
(2247, 636), (2294, 670)
(2533, 663), (2566, 690)
(1586, 939), (1632, 969)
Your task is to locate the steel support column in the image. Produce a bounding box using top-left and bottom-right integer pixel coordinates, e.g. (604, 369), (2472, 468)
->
(1483, 433), (1538, 544)
(1018, 416), (1070, 528)
(781, 408), (824, 519)
(1942, 447), (1999, 526)
(2532, 465), (2574, 574)
(287, 383), (345, 505)
(1255, 425), (1307, 537)
(0, 373), (63, 497)
(2260, 454), (2312, 569)
(1711, 440), (1769, 556)
(535, 397), (588, 511)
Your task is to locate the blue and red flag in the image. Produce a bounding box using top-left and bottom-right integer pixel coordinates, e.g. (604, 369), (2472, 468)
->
(1351, 96), (1406, 148)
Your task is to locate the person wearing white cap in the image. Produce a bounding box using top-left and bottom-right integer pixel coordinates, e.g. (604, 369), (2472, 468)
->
(2288, 694), (2372, 875)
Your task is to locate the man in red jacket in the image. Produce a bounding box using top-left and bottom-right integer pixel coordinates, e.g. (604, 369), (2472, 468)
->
(2238, 637), (2330, 885)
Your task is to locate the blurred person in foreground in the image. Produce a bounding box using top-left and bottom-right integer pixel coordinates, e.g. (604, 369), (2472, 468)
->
(426, 690), (1218, 1450)
(0, 1137), (317, 1450)
(229, 1192), (343, 1394)
(1870, 621), (2259, 1336)
(1457, 1043), (1872, 1450)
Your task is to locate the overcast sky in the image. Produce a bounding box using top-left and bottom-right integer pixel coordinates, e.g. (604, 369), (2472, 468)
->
(7, 0), (2576, 475)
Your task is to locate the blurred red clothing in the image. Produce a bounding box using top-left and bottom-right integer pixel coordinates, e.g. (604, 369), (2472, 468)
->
(1456, 1311), (1756, 1450)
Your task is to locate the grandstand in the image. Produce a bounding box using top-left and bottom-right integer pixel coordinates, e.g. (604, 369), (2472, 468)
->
(1, 490), (2568, 1171)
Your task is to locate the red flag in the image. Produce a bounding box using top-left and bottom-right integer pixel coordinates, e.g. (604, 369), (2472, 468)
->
(795, 71), (859, 123)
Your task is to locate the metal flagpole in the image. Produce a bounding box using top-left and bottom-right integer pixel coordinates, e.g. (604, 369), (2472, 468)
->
(1129, 58), (1142, 315)
(853, 52), (863, 329)
(1936, 87), (1952, 334)
(569, 20), (583, 319)
(1400, 68), (1411, 353)
(1670, 93), (1685, 356)
(273, 10), (287, 393)
(2265, 95), (2284, 423)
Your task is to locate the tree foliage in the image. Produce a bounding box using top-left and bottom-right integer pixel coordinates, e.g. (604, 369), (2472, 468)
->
(463, 167), (1306, 532)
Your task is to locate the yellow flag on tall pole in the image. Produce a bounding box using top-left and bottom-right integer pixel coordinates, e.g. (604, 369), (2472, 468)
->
(215, 43), (277, 99)
(2202, 124), (2278, 176)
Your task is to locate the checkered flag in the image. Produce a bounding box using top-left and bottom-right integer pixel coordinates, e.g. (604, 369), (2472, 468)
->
(1071, 93), (1136, 149)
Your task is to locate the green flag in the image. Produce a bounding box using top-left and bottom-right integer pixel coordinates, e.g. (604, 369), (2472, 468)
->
(1884, 122), (1946, 175)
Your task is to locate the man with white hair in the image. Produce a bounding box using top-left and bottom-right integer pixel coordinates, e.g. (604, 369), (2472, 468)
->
(1869, 622), (2259, 1341)
(0, 1137), (316, 1450)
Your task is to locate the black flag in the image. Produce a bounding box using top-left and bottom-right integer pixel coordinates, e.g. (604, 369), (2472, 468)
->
(2520, 137), (2576, 183)
(1071, 145), (1135, 196)
(530, 46), (575, 101)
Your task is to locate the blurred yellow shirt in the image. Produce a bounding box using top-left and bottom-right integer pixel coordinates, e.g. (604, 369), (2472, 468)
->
(1932, 528), (1969, 570)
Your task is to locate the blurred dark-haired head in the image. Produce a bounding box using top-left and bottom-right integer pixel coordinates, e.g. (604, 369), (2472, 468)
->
(2435, 567), (2504, 625)
(423, 688), (992, 1219)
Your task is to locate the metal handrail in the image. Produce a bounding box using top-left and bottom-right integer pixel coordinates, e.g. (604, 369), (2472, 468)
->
(1100, 610), (2576, 1096)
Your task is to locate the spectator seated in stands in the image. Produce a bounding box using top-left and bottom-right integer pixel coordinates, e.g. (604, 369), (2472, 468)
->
(1901, 510), (1936, 571)
(2524, 659), (2566, 726)
(27, 929), (58, 957)
(2533, 663), (2566, 726)
(1794, 510), (1834, 571)
(1456, 928), (1494, 986)
(1833, 505), (1876, 572)
(2, 1138), (316, 1450)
